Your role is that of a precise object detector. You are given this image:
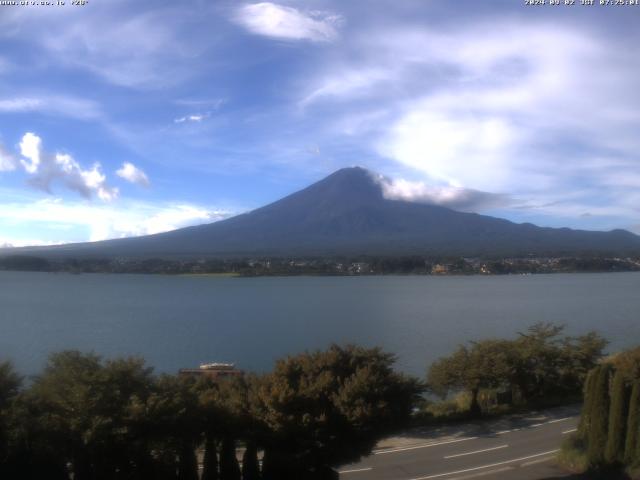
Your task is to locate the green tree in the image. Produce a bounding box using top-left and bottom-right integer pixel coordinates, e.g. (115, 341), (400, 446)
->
(0, 361), (21, 411)
(605, 370), (629, 464)
(624, 380), (640, 466)
(578, 367), (599, 440)
(0, 362), (21, 477)
(199, 376), (261, 480)
(257, 344), (422, 478)
(137, 375), (204, 480)
(511, 323), (565, 401)
(23, 351), (155, 479)
(428, 340), (513, 416)
(612, 347), (640, 381)
(587, 364), (612, 468)
(560, 332), (608, 393)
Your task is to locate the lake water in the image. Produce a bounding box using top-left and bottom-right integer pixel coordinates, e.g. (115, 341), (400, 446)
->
(1, 271), (639, 378)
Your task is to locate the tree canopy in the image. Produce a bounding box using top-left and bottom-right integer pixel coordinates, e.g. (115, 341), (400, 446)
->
(427, 323), (607, 415)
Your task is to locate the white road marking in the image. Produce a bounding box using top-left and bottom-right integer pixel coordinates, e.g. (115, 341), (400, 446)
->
(338, 467), (373, 474)
(547, 417), (571, 424)
(530, 423), (544, 427)
(409, 449), (560, 480)
(520, 456), (556, 467)
(444, 445), (508, 459)
(374, 437), (478, 455)
(496, 428), (521, 435)
(562, 428), (578, 435)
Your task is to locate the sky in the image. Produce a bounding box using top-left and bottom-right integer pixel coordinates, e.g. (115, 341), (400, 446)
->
(0, 0), (639, 246)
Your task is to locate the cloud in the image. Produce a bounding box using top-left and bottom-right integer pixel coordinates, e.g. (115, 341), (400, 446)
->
(7, 6), (208, 89)
(18, 132), (118, 201)
(0, 144), (17, 172)
(0, 96), (102, 120)
(300, 68), (392, 107)
(234, 3), (342, 42)
(174, 113), (210, 124)
(380, 111), (517, 191)
(300, 18), (640, 224)
(0, 197), (233, 244)
(375, 175), (512, 212)
(174, 98), (226, 109)
(116, 162), (150, 187)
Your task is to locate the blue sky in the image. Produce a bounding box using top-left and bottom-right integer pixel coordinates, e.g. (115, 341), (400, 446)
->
(0, 0), (639, 246)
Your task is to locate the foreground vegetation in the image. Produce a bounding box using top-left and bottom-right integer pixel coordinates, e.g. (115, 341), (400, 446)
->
(427, 323), (606, 417)
(0, 346), (421, 480)
(560, 346), (640, 478)
(0, 324), (615, 479)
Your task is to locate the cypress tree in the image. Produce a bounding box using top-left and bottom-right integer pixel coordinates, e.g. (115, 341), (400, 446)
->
(624, 380), (640, 466)
(219, 436), (241, 480)
(605, 370), (629, 464)
(587, 364), (612, 468)
(241, 440), (260, 480)
(202, 436), (219, 480)
(579, 367), (599, 440)
(177, 442), (199, 480)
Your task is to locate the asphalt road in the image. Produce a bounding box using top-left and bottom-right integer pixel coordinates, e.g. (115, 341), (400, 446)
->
(339, 406), (581, 480)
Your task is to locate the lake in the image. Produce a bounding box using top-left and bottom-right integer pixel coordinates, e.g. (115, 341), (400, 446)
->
(1, 271), (639, 378)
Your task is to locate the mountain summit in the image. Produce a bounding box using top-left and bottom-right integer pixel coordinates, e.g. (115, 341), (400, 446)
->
(12, 167), (640, 258)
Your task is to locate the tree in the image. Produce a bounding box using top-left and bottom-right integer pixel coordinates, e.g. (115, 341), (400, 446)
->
(219, 436), (241, 480)
(587, 364), (612, 468)
(0, 362), (21, 411)
(257, 344), (422, 478)
(578, 367), (599, 440)
(0, 362), (21, 477)
(137, 375), (204, 480)
(605, 370), (629, 464)
(199, 376), (261, 480)
(624, 380), (640, 466)
(561, 331), (608, 393)
(25, 351), (156, 479)
(511, 323), (566, 401)
(241, 441), (260, 480)
(428, 340), (513, 416)
(612, 347), (640, 381)
(201, 437), (219, 480)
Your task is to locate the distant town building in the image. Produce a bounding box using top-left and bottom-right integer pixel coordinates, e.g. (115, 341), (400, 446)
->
(179, 363), (243, 380)
(350, 262), (370, 274)
(431, 264), (449, 274)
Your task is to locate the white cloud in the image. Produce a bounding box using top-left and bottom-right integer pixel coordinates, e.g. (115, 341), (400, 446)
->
(0, 197), (232, 244)
(300, 67), (391, 107)
(174, 113), (209, 124)
(116, 162), (150, 187)
(380, 111), (517, 191)
(6, 6), (206, 89)
(0, 144), (17, 172)
(301, 19), (640, 224)
(375, 175), (512, 212)
(0, 96), (102, 120)
(175, 98), (226, 109)
(234, 3), (342, 42)
(18, 132), (118, 201)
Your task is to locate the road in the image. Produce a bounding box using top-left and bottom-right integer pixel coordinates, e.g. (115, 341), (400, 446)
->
(339, 405), (581, 480)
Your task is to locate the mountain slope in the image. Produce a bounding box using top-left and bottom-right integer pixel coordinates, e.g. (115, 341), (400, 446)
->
(9, 167), (640, 258)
